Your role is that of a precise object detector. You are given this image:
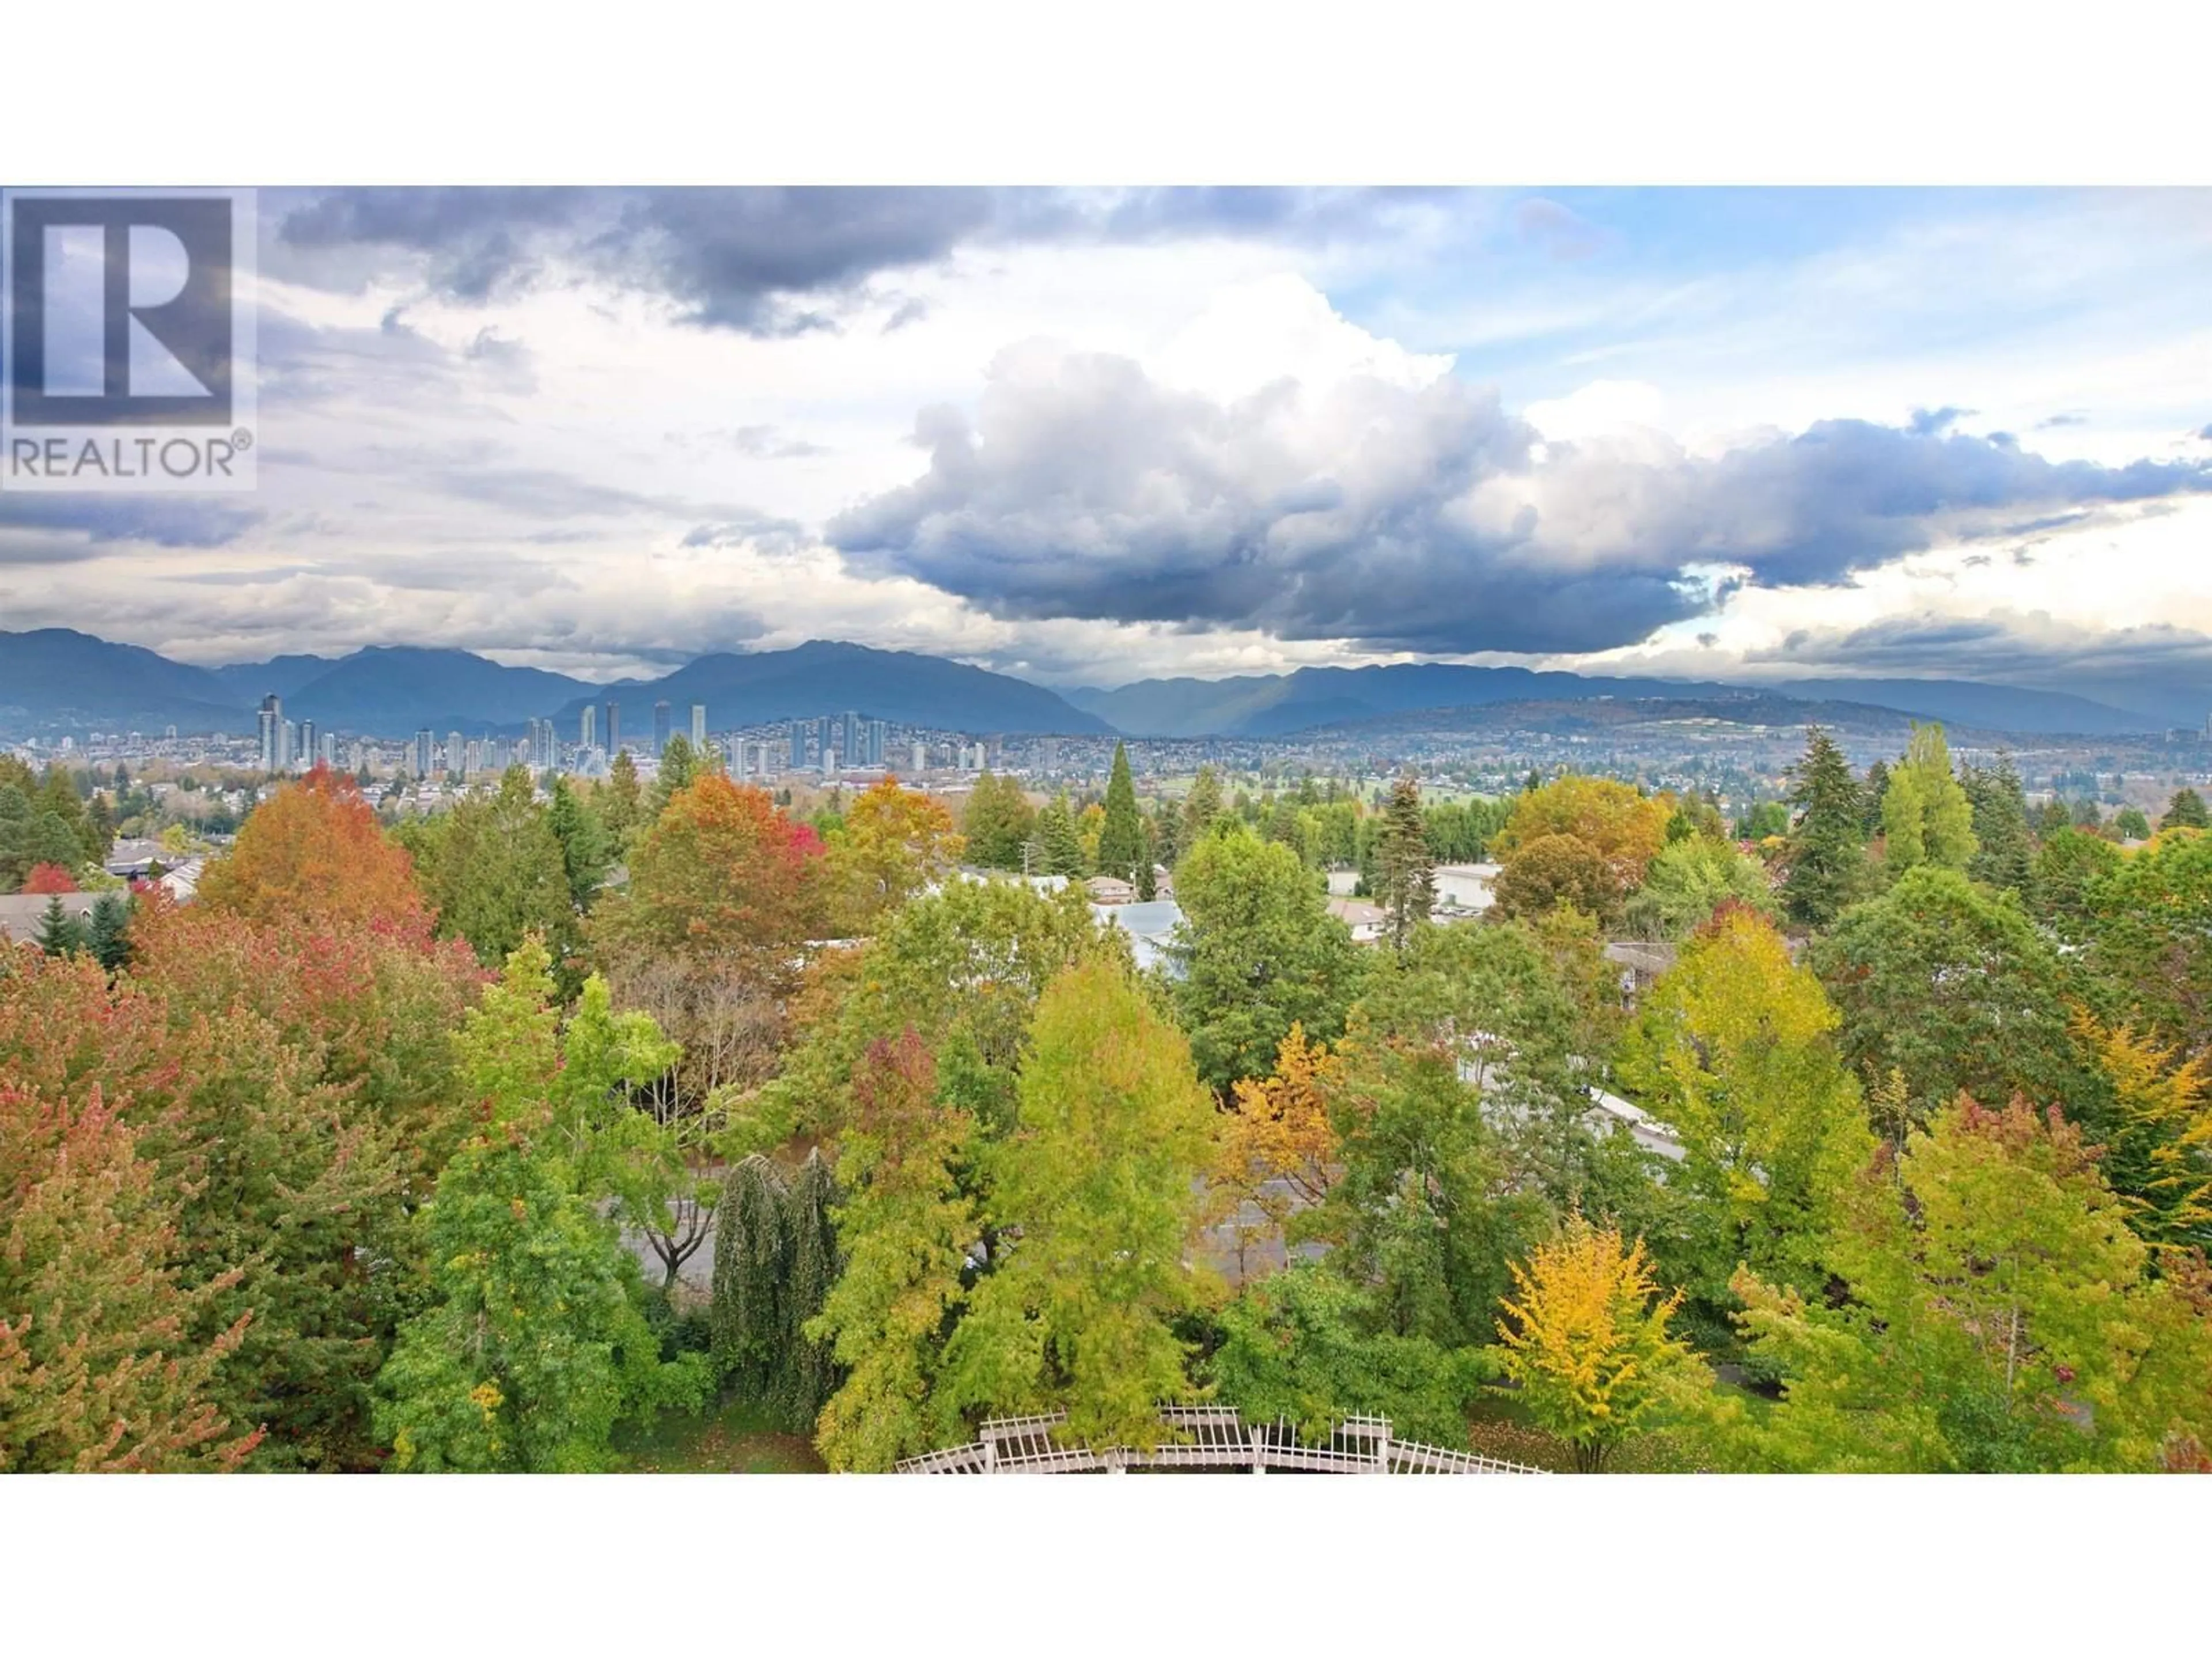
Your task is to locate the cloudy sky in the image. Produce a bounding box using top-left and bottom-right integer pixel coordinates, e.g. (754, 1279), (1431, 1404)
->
(5, 186), (2210, 709)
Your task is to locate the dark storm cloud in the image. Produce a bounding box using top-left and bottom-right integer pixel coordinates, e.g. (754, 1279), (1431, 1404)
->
(828, 344), (2212, 656)
(0, 493), (263, 562)
(271, 188), (1436, 335)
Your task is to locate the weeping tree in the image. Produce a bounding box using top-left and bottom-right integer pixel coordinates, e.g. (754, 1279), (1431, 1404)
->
(709, 1152), (844, 1432)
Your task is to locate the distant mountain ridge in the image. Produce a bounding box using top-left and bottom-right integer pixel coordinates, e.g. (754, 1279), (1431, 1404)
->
(1063, 661), (2163, 738)
(0, 630), (1109, 741)
(546, 640), (1113, 737)
(0, 627), (2176, 743)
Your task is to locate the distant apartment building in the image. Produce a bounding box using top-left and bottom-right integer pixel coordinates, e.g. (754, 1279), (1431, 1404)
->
(298, 720), (316, 770)
(653, 700), (672, 755)
(257, 695), (282, 772)
(580, 704), (597, 749)
(690, 703), (706, 750)
(446, 730), (464, 775)
(605, 700), (621, 753)
(868, 718), (888, 767)
(911, 739), (927, 774)
(414, 728), (434, 776)
(788, 719), (809, 770)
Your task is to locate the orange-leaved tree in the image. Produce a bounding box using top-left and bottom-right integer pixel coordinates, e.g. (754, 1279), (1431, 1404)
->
(592, 774), (826, 1109)
(198, 764), (430, 935)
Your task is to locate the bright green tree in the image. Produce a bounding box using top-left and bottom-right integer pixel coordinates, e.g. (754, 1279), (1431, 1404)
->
(1624, 836), (1775, 941)
(1721, 1097), (2212, 1472)
(1166, 830), (1366, 1095)
(1618, 907), (1874, 1312)
(940, 959), (1218, 1451)
(1209, 1262), (1486, 1448)
(1880, 722), (1977, 873)
(372, 942), (708, 1471)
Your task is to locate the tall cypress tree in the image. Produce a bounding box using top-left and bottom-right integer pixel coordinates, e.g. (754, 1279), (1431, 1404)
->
(1374, 773), (1434, 952)
(779, 1151), (844, 1431)
(1096, 742), (1146, 885)
(1781, 726), (1865, 928)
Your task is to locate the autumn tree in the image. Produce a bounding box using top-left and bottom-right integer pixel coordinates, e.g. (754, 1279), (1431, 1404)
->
(821, 777), (964, 935)
(0, 956), (260, 1472)
(592, 774), (825, 1108)
(1493, 775), (1672, 897)
(2075, 1012), (2212, 1247)
(1217, 1022), (1344, 1270)
(807, 1032), (977, 1470)
(1491, 832), (1622, 929)
(199, 764), (430, 934)
(1166, 829), (1366, 1095)
(1618, 907), (1874, 1312)
(1373, 773), (1434, 951)
(940, 959), (1218, 1450)
(1879, 722), (1976, 874)
(1496, 1217), (1703, 1471)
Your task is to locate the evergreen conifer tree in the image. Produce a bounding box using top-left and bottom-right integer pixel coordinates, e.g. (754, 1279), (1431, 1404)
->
(1374, 773), (1434, 952)
(1963, 753), (2034, 895)
(1781, 727), (1865, 927)
(33, 895), (82, 957)
(1096, 742), (1146, 884)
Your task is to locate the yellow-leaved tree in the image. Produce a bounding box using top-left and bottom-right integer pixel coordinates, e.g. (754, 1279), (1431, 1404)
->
(1495, 1217), (1703, 1471)
(1216, 1022), (1343, 1275)
(2073, 1009), (2212, 1247)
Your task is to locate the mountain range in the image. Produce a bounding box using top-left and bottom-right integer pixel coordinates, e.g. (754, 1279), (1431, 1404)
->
(0, 626), (2184, 744)
(1060, 662), (2164, 739)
